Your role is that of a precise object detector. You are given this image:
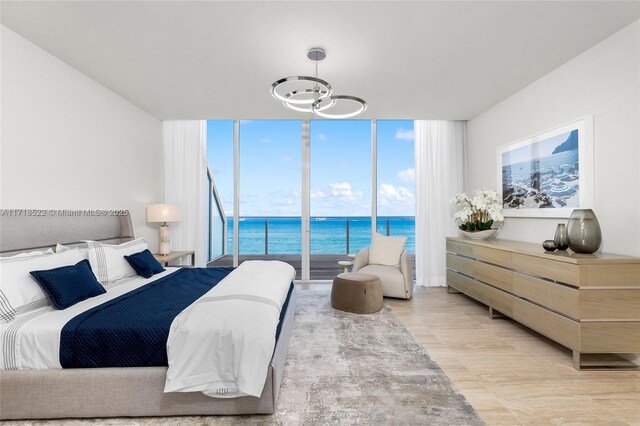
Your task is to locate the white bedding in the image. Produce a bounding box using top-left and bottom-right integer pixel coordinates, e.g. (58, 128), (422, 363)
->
(0, 268), (179, 370)
(164, 260), (295, 398)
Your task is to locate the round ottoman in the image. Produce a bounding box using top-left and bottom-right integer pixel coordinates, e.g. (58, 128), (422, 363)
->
(331, 272), (383, 314)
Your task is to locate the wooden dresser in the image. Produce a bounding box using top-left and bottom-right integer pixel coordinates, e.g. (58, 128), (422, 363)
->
(446, 237), (640, 370)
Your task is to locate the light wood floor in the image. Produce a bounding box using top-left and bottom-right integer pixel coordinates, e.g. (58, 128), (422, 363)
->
(303, 284), (640, 425)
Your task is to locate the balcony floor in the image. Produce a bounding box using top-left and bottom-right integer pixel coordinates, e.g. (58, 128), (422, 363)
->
(208, 254), (415, 280)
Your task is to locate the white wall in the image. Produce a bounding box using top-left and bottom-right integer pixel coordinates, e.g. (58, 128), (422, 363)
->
(1, 26), (164, 248)
(467, 21), (640, 257)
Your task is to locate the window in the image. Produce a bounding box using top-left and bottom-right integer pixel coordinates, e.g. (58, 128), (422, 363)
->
(376, 120), (415, 253)
(206, 120), (234, 258)
(309, 120), (371, 277)
(239, 120), (302, 257)
(208, 119), (415, 278)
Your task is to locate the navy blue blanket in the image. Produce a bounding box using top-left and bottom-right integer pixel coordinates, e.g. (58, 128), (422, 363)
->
(60, 267), (234, 368)
(60, 267), (294, 368)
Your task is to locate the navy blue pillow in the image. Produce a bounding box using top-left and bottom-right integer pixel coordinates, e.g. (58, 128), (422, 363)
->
(124, 249), (165, 279)
(30, 259), (106, 310)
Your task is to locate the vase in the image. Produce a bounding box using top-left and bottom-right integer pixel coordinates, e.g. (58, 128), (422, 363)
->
(460, 229), (497, 240)
(554, 223), (569, 251)
(542, 240), (557, 251)
(567, 209), (602, 253)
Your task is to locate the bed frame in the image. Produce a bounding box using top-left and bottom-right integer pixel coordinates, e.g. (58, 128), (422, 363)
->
(0, 212), (298, 419)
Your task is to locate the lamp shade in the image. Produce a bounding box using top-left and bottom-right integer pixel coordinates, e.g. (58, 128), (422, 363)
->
(147, 204), (180, 223)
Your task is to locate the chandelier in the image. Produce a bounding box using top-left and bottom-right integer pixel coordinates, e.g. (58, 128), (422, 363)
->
(270, 48), (367, 119)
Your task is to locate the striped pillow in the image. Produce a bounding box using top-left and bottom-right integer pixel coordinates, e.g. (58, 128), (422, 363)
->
(86, 238), (148, 285)
(0, 248), (83, 323)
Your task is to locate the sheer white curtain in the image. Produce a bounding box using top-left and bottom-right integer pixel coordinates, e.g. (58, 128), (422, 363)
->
(414, 120), (466, 287)
(163, 120), (208, 267)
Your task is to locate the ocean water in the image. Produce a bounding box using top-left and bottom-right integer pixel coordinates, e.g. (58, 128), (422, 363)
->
(226, 217), (415, 255)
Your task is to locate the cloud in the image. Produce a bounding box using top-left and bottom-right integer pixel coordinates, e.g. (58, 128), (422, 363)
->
(329, 182), (364, 203)
(310, 182), (368, 215)
(241, 190), (301, 216)
(397, 168), (415, 182)
(310, 189), (325, 198)
(378, 183), (415, 215)
(330, 182), (353, 196)
(395, 128), (414, 141)
(281, 155), (292, 163)
(317, 133), (327, 141)
(260, 138), (270, 144)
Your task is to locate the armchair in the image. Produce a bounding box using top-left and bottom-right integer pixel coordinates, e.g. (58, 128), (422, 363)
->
(352, 247), (414, 299)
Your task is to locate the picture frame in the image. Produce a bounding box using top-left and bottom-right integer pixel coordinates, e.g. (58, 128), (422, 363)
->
(497, 116), (594, 218)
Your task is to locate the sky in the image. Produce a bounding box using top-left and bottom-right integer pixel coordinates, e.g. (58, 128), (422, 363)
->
(502, 130), (574, 167)
(207, 119), (415, 217)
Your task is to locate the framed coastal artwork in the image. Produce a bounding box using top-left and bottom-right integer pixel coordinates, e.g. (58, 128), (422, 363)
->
(497, 117), (593, 218)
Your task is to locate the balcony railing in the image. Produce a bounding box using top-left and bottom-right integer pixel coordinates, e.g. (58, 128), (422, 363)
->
(207, 168), (227, 262)
(225, 217), (415, 256)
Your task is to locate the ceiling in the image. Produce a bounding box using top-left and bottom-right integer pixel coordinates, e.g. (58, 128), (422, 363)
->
(1, 1), (638, 120)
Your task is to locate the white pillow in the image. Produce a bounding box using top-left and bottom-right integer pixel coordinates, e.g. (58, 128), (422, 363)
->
(368, 233), (407, 267)
(0, 248), (84, 323)
(86, 238), (147, 285)
(0, 249), (54, 259)
(56, 243), (89, 259)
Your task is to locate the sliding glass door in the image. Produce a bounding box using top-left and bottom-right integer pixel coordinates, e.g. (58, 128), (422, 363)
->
(238, 120), (302, 279)
(309, 120), (372, 279)
(376, 120), (416, 254)
(207, 119), (415, 280)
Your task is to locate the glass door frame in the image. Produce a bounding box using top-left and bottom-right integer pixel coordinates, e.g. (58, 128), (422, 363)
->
(301, 121), (310, 280)
(230, 119), (383, 281)
(301, 120), (377, 281)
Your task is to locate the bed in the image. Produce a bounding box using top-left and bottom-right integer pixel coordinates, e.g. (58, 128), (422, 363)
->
(0, 212), (298, 420)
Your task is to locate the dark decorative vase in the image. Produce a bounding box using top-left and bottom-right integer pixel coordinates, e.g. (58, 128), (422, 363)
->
(554, 223), (569, 251)
(567, 209), (602, 253)
(542, 240), (557, 251)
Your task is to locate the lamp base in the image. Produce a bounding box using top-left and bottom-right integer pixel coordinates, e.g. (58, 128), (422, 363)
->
(159, 224), (170, 255)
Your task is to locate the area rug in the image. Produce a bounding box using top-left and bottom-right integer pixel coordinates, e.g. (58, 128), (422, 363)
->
(8, 288), (483, 425)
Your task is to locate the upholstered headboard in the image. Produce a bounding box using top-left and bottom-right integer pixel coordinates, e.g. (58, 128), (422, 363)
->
(0, 211), (134, 255)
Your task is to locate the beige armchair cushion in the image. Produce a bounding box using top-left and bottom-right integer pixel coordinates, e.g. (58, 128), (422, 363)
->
(358, 265), (406, 299)
(369, 233), (407, 266)
(353, 246), (413, 299)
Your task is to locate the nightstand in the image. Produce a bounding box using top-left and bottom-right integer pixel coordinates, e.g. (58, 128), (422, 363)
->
(153, 251), (195, 267)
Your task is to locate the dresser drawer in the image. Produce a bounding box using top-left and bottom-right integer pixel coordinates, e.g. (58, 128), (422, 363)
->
(446, 240), (474, 258)
(512, 253), (580, 286)
(579, 322), (640, 353)
(447, 240), (512, 269)
(447, 253), (512, 293)
(473, 261), (513, 293)
(472, 245), (511, 269)
(447, 270), (579, 350)
(512, 297), (579, 350)
(446, 253), (474, 275)
(512, 272), (580, 319)
(580, 289), (640, 320)
(446, 270), (514, 317)
(582, 264), (640, 286)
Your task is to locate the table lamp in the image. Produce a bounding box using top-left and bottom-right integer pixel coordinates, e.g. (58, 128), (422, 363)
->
(147, 204), (181, 255)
